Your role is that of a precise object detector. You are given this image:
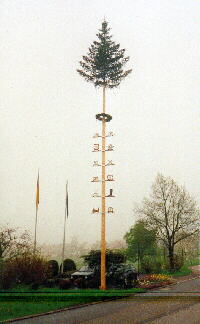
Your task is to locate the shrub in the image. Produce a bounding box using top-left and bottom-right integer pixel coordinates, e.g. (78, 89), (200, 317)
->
(87, 277), (100, 288)
(74, 278), (86, 289)
(62, 259), (76, 272)
(82, 249), (126, 271)
(173, 254), (184, 271)
(0, 262), (15, 289)
(140, 256), (154, 273)
(140, 256), (162, 274)
(59, 279), (72, 290)
(164, 254), (184, 272)
(47, 260), (59, 278)
(1, 253), (48, 288)
(44, 279), (56, 288)
(30, 282), (39, 290)
(153, 260), (162, 273)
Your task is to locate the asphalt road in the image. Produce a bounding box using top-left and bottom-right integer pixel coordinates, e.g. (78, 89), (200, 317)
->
(7, 266), (200, 324)
(9, 274), (200, 324)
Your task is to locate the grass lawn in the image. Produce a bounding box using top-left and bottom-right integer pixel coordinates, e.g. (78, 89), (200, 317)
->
(2, 259), (198, 322)
(160, 259), (199, 277)
(161, 265), (192, 277)
(0, 287), (145, 322)
(0, 300), (85, 323)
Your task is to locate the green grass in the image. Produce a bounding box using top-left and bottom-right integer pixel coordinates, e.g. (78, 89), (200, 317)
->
(0, 300), (89, 323)
(0, 285), (145, 294)
(160, 265), (192, 277)
(184, 258), (200, 267)
(159, 259), (199, 277)
(0, 286), (145, 322)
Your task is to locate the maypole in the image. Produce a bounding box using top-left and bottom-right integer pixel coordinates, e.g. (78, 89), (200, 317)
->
(77, 20), (132, 290)
(92, 86), (114, 290)
(101, 86), (106, 290)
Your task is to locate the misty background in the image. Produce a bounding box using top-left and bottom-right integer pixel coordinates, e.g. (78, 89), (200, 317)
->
(0, 0), (200, 248)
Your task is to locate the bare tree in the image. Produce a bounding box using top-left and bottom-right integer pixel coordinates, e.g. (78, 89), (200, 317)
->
(0, 226), (32, 260)
(136, 174), (200, 270)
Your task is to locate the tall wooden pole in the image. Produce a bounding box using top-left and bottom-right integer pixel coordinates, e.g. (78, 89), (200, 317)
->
(100, 85), (106, 290)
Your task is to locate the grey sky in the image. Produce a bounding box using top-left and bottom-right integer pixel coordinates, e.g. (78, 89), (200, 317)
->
(0, 0), (200, 244)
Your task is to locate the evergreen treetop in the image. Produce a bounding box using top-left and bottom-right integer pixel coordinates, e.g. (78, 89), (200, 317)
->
(77, 20), (132, 88)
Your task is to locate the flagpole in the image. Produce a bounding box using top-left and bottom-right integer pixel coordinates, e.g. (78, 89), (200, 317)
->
(33, 207), (38, 254)
(61, 181), (68, 274)
(34, 170), (39, 254)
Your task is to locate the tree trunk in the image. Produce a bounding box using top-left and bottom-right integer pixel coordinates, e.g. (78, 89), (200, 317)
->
(168, 245), (175, 271)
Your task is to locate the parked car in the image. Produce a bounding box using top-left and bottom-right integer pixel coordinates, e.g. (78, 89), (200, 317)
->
(71, 264), (138, 288)
(71, 266), (95, 280)
(107, 264), (138, 288)
(71, 266), (97, 288)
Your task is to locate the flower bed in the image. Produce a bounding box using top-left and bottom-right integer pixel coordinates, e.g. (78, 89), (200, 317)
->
(137, 274), (174, 289)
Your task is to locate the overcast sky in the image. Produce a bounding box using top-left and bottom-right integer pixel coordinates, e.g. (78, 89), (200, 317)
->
(0, 0), (200, 245)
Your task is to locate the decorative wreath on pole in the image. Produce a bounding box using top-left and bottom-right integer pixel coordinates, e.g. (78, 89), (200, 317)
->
(96, 113), (112, 122)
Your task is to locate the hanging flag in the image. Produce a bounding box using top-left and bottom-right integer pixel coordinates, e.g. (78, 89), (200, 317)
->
(66, 181), (69, 217)
(36, 171), (39, 209)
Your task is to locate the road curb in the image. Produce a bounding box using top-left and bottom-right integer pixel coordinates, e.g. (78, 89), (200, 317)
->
(0, 295), (129, 323)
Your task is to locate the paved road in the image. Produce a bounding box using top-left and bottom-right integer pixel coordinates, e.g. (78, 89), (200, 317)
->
(9, 276), (200, 324)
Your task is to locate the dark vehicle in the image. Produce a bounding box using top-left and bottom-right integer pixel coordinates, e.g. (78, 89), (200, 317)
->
(71, 266), (95, 280)
(71, 266), (97, 288)
(107, 264), (138, 288)
(71, 264), (138, 289)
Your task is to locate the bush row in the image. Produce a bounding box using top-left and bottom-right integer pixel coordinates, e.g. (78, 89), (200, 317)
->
(140, 254), (184, 274)
(0, 255), (76, 290)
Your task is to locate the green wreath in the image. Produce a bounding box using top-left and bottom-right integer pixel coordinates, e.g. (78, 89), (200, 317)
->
(96, 113), (112, 122)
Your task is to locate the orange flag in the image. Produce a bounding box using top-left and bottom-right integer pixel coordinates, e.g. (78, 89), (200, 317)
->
(36, 171), (39, 209)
